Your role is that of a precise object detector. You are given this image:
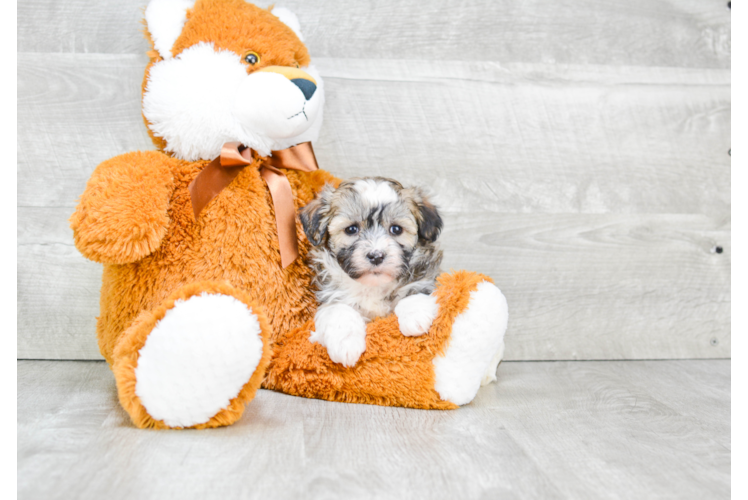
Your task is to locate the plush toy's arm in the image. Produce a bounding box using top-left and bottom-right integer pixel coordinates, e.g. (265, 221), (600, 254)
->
(70, 151), (177, 265)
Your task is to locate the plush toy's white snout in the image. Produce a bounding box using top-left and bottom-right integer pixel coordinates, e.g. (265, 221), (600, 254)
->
(233, 67), (322, 140)
(142, 42), (325, 161)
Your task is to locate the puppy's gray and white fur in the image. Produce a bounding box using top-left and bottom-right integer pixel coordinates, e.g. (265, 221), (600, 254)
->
(299, 177), (444, 366)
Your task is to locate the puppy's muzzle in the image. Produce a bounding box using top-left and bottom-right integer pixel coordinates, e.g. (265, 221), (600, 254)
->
(366, 250), (385, 266)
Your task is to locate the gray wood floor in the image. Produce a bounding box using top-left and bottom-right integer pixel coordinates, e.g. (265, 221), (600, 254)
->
(17, 359), (730, 500)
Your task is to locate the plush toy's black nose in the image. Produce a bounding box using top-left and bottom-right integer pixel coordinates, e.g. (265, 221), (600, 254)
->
(366, 251), (385, 266)
(291, 78), (317, 100)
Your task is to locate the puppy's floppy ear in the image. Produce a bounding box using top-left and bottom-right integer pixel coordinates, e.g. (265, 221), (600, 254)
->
(299, 184), (334, 246)
(413, 188), (443, 243)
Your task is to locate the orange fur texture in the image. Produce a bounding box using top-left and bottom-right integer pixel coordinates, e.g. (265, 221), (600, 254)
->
(113, 281), (273, 429)
(70, 151), (175, 265)
(140, 0), (310, 147)
(71, 0), (492, 429)
(265, 271), (494, 410)
(80, 154), (334, 365)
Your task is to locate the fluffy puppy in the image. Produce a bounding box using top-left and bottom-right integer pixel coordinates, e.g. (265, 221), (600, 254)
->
(299, 177), (444, 367)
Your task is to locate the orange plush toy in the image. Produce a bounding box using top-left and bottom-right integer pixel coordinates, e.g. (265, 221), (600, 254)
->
(70, 0), (508, 429)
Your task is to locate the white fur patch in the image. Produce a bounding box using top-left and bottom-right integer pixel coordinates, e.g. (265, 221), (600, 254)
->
(310, 303), (367, 367)
(145, 0), (196, 60)
(267, 64), (325, 152)
(395, 293), (438, 336)
(143, 43), (254, 161)
(134, 293), (264, 428)
(233, 71), (319, 140)
(481, 341), (505, 386)
(354, 179), (399, 206)
(143, 43), (326, 160)
(271, 7), (304, 41)
(311, 250), (401, 320)
(433, 282), (508, 406)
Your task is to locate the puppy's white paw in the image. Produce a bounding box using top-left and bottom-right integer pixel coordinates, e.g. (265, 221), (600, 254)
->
(395, 293), (439, 337)
(311, 303), (367, 367)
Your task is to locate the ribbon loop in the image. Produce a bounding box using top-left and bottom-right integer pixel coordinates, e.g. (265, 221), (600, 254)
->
(219, 141), (254, 167)
(188, 142), (319, 268)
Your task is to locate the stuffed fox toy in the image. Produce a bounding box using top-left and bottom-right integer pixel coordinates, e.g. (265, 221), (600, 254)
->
(70, 0), (509, 429)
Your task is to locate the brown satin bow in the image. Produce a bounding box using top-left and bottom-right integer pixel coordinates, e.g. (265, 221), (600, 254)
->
(188, 141), (319, 268)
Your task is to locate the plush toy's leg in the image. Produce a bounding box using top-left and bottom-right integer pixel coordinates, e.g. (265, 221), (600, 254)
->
(432, 280), (508, 406)
(111, 282), (271, 429)
(264, 271), (507, 410)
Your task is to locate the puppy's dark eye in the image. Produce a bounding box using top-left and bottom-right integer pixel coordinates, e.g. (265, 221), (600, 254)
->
(389, 225), (403, 236)
(344, 224), (359, 235)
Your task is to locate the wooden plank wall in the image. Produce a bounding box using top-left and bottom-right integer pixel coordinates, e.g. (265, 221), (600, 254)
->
(17, 0), (731, 360)
(726, 9), (748, 358)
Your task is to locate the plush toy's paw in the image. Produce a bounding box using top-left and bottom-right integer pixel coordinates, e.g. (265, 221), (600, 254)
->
(433, 281), (508, 406)
(310, 304), (367, 367)
(395, 293), (439, 337)
(113, 282), (271, 429)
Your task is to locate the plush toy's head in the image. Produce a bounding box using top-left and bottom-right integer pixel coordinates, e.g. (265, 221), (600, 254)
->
(142, 0), (324, 160)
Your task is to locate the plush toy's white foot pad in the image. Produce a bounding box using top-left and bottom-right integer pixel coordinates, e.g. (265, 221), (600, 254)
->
(395, 293), (439, 337)
(433, 282), (508, 406)
(134, 293), (264, 428)
(310, 303), (367, 367)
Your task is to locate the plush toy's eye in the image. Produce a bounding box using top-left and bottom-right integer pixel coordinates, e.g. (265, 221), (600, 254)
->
(295, 62), (300, 69)
(389, 225), (403, 236)
(244, 51), (260, 65)
(344, 224), (359, 236)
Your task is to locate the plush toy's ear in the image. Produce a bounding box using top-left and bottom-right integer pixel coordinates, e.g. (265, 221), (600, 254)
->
(271, 7), (304, 42)
(413, 189), (443, 243)
(299, 185), (334, 247)
(145, 0), (196, 60)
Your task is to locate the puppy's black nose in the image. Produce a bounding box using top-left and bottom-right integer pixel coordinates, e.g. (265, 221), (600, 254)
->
(366, 250), (385, 266)
(291, 78), (316, 100)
